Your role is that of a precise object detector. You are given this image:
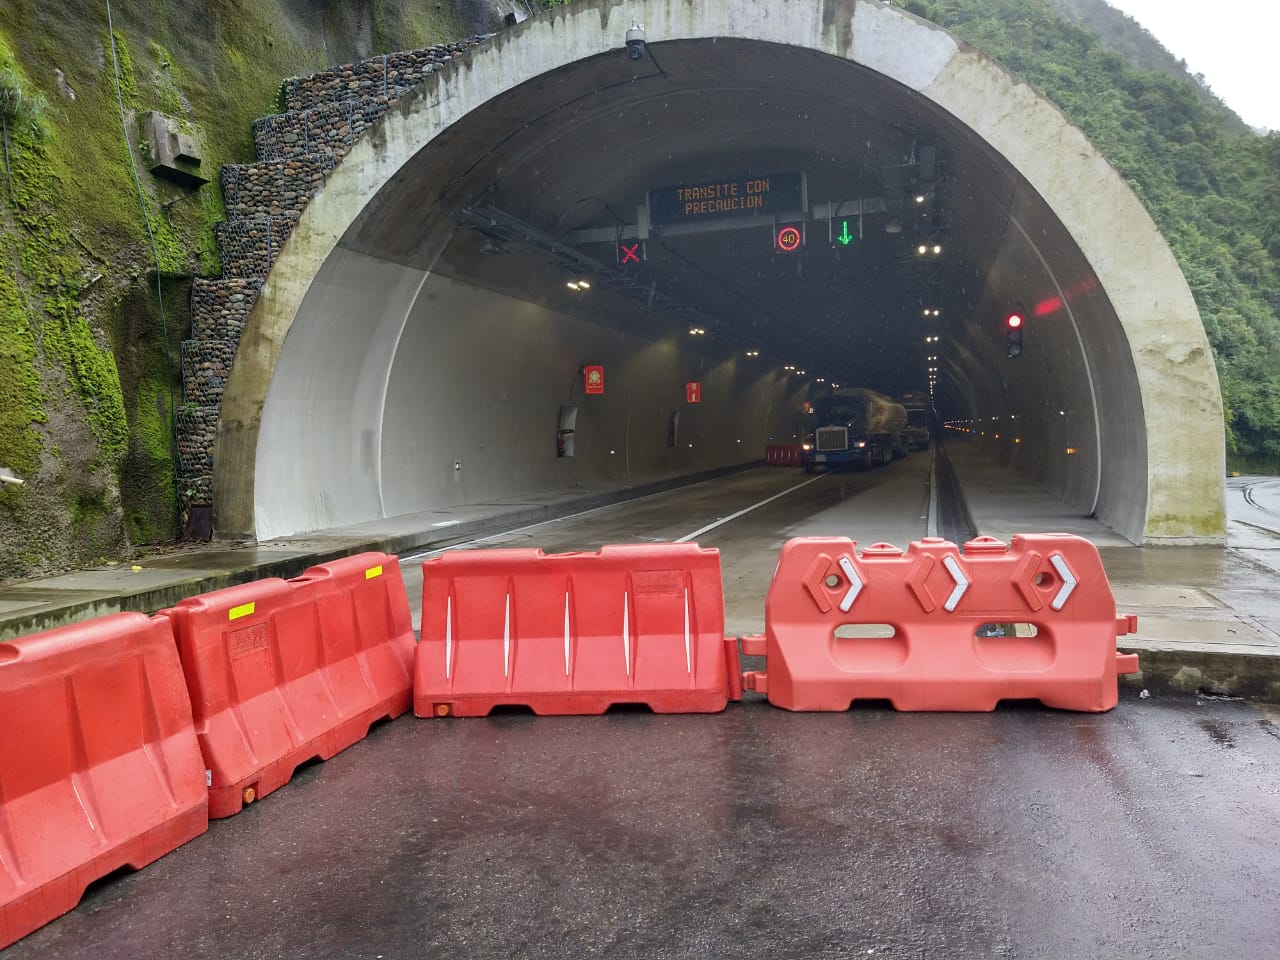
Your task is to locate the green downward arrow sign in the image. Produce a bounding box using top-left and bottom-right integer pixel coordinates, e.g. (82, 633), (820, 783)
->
(837, 220), (854, 245)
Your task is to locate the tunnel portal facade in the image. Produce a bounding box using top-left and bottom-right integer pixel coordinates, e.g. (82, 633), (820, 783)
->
(214, 0), (1226, 545)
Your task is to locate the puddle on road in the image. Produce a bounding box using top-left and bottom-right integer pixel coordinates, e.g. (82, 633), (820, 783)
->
(1198, 717), (1237, 749)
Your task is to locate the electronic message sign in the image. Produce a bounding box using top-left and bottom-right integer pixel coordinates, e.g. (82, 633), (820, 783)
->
(648, 173), (803, 226)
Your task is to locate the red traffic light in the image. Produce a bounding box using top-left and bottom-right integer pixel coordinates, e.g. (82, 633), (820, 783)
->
(1006, 312), (1024, 329)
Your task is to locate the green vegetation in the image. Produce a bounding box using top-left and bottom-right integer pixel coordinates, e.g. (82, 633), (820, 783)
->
(0, 0), (483, 578)
(0, 62), (48, 194)
(900, 0), (1280, 468)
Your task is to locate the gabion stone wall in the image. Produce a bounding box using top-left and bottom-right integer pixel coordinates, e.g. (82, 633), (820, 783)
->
(213, 215), (299, 279)
(176, 404), (218, 476)
(221, 155), (337, 220)
(281, 43), (485, 112)
(189, 277), (263, 342)
(180, 341), (236, 406)
(174, 34), (492, 523)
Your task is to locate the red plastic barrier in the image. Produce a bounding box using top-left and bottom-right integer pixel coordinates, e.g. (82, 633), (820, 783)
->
(163, 553), (414, 818)
(0, 613), (208, 949)
(742, 534), (1140, 712)
(764, 444), (803, 466)
(416, 543), (739, 717)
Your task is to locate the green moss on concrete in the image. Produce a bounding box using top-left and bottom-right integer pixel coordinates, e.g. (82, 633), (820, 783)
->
(110, 277), (182, 543)
(0, 265), (43, 475)
(1145, 510), (1227, 540)
(0, 0), (497, 578)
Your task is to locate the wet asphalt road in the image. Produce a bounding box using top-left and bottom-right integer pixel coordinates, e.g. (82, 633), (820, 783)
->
(9, 695), (1278, 960)
(10, 460), (1280, 958)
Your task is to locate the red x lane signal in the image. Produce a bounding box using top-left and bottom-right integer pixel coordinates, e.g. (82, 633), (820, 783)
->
(618, 241), (644, 265)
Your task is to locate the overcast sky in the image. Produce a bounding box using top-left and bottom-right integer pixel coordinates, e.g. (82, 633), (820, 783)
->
(1104, 0), (1278, 131)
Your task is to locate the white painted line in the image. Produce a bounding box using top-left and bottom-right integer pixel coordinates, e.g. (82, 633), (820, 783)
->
(1049, 553), (1078, 611)
(503, 592), (511, 678)
(683, 586), (692, 674)
(623, 591), (631, 676)
(942, 555), (969, 612)
(402, 473), (760, 561)
(445, 595), (453, 680)
(927, 448), (939, 539)
(563, 592), (572, 676)
(837, 555), (863, 612)
(675, 474), (826, 543)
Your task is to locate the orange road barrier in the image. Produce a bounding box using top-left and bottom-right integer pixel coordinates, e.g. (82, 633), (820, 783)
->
(765, 444), (804, 466)
(0, 614), (208, 949)
(741, 534), (1140, 712)
(416, 544), (740, 717)
(162, 553), (414, 818)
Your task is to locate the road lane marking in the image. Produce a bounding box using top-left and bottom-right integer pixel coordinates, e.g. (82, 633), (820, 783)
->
(675, 475), (827, 543)
(926, 448), (939, 539)
(402, 472), (821, 561)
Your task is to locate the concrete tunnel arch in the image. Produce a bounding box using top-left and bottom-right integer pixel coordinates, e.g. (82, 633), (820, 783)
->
(214, 0), (1225, 545)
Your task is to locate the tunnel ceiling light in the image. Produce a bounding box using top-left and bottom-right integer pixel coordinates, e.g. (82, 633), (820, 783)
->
(689, 327), (705, 335)
(566, 279), (591, 291)
(746, 350), (760, 357)
(932, 244), (942, 254)
(816, 377), (826, 383)
(915, 195), (926, 204)
(917, 244), (928, 255)
(785, 364), (795, 370)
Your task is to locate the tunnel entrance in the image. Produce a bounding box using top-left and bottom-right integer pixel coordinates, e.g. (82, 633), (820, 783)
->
(215, 0), (1224, 546)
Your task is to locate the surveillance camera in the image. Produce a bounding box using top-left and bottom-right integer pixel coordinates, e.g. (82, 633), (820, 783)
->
(625, 20), (645, 61)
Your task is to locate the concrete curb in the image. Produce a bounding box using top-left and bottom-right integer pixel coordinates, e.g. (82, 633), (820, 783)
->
(1120, 646), (1280, 703)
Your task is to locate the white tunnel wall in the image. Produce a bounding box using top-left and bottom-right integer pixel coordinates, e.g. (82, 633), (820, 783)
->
(380, 274), (807, 517)
(257, 263), (808, 537)
(254, 249), (427, 540)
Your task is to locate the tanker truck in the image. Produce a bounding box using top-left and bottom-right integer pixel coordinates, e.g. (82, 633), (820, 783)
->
(897, 390), (931, 451)
(801, 388), (909, 473)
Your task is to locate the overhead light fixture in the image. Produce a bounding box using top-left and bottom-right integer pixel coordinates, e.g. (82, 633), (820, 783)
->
(914, 194), (926, 204)
(884, 219), (902, 235)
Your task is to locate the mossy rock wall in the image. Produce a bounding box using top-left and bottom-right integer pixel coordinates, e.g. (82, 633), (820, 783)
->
(0, 0), (508, 580)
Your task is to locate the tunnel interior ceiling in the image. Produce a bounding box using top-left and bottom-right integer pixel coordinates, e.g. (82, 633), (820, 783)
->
(343, 37), (1072, 398)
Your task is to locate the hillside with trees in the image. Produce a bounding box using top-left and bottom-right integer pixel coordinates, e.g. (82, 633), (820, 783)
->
(897, 0), (1280, 469)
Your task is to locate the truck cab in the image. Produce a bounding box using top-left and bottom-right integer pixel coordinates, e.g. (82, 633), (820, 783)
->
(801, 389), (906, 473)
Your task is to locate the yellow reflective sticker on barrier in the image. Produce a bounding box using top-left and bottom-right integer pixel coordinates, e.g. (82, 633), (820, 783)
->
(365, 565), (383, 580)
(228, 602), (256, 621)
